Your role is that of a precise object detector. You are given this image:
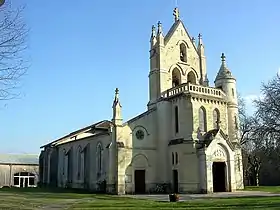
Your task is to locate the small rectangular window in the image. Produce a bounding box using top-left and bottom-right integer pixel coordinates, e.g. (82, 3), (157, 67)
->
(232, 88), (235, 97)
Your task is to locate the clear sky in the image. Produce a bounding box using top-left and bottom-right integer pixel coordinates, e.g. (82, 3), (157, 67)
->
(1, 0), (279, 154)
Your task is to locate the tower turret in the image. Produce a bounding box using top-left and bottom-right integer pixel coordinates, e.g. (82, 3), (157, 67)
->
(215, 53), (239, 143)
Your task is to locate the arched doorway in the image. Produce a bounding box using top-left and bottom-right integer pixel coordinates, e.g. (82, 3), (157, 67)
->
(13, 172), (36, 188)
(211, 145), (229, 192)
(131, 154), (149, 194)
(212, 162), (226, 192)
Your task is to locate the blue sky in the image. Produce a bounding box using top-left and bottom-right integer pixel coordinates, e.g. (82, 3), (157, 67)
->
(1, 0), (279, 154)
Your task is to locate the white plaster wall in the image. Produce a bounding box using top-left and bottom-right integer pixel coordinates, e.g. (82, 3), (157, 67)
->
(169, 143), (200, 193)
(57, 134), (111, 190)
(118, 109), (158, 193)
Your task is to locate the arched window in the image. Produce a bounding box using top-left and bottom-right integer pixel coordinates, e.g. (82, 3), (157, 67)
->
(187, 71), (196, 84)
(213, 108), (220, 129)
(96, 143), (102, 177)
(175, 152), (179, 165)
(199, 106), (207, 132)
(175, 106), (179, 133)
(77, 146), (82, 180)
(172, 68), (181, 87)
(180, 43), (187, 62)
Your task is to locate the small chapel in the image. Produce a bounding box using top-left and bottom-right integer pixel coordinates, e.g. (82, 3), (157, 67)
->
(39, 8), (244, 194)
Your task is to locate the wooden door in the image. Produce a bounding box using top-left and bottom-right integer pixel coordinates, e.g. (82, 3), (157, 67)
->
(134, 170), (145, 194)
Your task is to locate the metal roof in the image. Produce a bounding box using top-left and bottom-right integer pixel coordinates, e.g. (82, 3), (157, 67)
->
(0, 153), (39, 165)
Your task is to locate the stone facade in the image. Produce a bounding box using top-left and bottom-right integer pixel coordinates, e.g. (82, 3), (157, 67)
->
(40, 8), (244, 194)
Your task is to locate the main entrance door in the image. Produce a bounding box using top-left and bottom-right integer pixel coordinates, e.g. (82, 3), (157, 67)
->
(134, 170), (145, 194)
(172, 170), (179, 193)
(212, 162), (226, 192)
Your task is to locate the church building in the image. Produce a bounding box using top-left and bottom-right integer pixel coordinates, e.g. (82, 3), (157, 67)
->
(40, 8), (244, 194)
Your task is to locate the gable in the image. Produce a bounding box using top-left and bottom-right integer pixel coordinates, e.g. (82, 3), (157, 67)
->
(164, 20), (198, 56)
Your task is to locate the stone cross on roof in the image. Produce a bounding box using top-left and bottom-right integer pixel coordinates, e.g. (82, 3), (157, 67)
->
(173, 7), (180, 22)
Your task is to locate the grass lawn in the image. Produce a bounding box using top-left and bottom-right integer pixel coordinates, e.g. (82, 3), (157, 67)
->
(244, 186), (280, 193)
(0, 187), (280, 209)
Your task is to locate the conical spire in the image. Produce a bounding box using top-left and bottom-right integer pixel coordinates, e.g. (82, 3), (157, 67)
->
(156, 21), (164, 45)
(215, 53), (235, 81)
(150, 25), (157, 46)
(151, 25), (156, 39)
(198, 33), (203, 46)
(112, 88), (122, 126)
(197, 33), (204, 55)
(157, 21), (163, 35)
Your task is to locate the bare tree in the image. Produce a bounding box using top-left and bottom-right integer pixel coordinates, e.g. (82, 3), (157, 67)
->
(238, 94), (263, 186)
(0, 1), (28, 100)
(238, 94), (255, 145)
(254, 74), (280, 141)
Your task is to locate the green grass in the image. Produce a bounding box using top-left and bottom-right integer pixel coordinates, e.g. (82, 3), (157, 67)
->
(244, 186), (280, 193)
(0, 187), (280, 209)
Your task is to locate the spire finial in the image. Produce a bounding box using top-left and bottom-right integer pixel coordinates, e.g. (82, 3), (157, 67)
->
(157, 21), (162, 34)
(191, 37), (196, 45)
(113, 87), (119, 104)
(115, 88), (119, 97)
(151, 25), (156, 38)
(221, 53), (226, 62)
(198, 33), (203, 45)
(173, 7), (180, 22)
(112, 88), (122, 125)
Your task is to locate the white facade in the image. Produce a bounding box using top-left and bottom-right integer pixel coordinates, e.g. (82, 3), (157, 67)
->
(40, 8), (244, 194)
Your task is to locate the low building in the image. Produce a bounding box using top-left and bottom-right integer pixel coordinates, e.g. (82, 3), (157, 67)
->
(0, 154), (39, 188)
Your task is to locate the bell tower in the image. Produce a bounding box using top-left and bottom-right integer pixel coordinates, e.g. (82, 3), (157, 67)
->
(148, 7), (206, 108)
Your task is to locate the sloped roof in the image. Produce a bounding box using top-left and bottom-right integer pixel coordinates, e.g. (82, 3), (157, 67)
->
(40, 120), (112, 148)
(0, 153), (39, 165)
